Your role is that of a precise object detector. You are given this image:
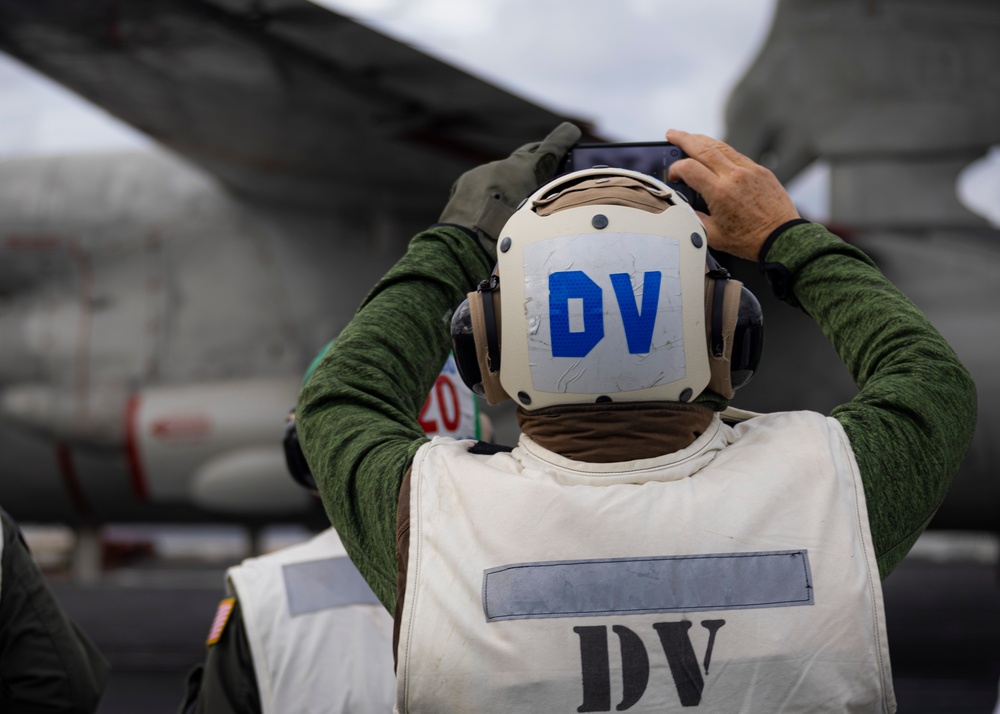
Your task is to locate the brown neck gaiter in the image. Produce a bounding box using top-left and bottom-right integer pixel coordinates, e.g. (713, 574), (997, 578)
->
(516, 401), (715, 463)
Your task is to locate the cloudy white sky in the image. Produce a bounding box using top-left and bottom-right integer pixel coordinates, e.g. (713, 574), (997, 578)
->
(0, 0), (996, 223)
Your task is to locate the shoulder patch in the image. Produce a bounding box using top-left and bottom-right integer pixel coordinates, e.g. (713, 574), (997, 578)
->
(206, 597), (236, 647)
(467, 441), (514, 455)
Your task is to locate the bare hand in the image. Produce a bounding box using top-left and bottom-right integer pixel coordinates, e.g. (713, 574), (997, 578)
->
(666, 129), (800, 261)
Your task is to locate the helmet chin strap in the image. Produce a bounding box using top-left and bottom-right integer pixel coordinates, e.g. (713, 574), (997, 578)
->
(706, 252), (731, 361)
(478, 275), (501, 374)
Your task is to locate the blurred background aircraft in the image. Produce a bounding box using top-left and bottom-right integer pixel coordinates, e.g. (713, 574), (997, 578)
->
(0, 0), (596, 527)
(0, 0), (996, 534)
(1, 2), (997, 711)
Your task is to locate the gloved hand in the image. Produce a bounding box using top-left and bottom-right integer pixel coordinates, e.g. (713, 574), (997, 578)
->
(439, 122), (582, 261)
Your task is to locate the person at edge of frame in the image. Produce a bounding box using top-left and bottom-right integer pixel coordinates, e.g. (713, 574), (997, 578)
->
(180, 353), (487, 714)
(0, 507), (110, 713)
(295, 122), (976, 712)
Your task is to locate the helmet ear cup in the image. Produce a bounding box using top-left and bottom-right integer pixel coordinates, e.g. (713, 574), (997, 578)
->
(450, 298), (483, 396)
(730, 287), (764, 390)
(704, 274), (763, 399)
(450, 277), (509, 404)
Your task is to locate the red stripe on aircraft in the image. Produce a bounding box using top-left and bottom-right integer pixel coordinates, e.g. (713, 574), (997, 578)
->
(150, 414), (211, 440)
(124, 393), (151, 502)
(55, 443), (93, 518)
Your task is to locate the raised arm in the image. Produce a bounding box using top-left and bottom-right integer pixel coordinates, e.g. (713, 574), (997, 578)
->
(668, 128), (977, 578)
(296, 124), (581, 608)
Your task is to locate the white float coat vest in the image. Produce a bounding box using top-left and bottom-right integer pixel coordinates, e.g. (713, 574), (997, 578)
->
(227, 528), (395, 714)
(397, 410), (896, 713)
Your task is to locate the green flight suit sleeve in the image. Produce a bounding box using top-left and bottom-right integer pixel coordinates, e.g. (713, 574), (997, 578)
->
(762, 223), (977, 578)
(178, 599), (261, 714)
(0, 508), (110, 714)
(297, 226), (492, 610)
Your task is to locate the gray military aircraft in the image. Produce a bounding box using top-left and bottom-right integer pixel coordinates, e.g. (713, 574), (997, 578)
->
(0, 0), (996, 537)
(0, 0), (592, 525)
(724, 0), (1000, 532)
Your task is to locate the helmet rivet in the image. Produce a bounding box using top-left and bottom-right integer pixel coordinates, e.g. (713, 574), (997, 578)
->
(517, 391), (532, 405)
(500, 237), (512, 253)
(680, 388), (693, 402)
(690, 233), (703, 248)
(596, 395), (612, 404)
(592, 214), (609, 229)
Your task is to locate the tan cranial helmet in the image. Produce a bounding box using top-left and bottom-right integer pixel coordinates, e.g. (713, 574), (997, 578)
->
(450, 168), (761, 410)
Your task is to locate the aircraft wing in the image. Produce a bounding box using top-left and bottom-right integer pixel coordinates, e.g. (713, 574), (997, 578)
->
(0, 0), (595, 214)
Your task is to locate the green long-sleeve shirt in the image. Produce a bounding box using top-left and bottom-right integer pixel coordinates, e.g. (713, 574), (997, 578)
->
(297, 222), (976, 612)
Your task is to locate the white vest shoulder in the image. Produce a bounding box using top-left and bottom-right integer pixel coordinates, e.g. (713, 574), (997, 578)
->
(398, 411), (895, 713)
(227, 528), (395, 714)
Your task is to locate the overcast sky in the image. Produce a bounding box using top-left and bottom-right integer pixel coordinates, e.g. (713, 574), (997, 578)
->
(0, 0), (996, 223)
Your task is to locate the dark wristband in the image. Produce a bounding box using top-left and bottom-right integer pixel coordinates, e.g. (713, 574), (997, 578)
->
(757, 218), (811, 302)
(757, 218), (812, 265)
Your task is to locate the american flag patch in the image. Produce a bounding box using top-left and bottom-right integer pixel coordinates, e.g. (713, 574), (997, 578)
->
(206, 597), (236, 647)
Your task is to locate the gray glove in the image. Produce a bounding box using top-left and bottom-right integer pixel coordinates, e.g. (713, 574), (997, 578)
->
(439, 122), (582, 261)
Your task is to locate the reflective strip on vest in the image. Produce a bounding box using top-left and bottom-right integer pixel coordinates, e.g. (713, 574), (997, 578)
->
(282, 557), (380, 616)
(483, 550), (813, 621)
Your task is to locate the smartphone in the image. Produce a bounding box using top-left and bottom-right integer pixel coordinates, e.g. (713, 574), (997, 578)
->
(560, 141), (708, 213)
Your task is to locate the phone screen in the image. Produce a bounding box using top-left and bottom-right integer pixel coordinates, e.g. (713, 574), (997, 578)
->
(560, 142), (707, 213)
(564, 142), (684, 185)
